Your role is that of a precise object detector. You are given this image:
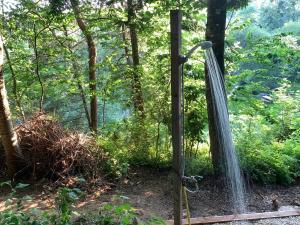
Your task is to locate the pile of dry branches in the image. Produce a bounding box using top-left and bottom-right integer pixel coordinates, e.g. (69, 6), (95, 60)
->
(15, 113), (103, 180)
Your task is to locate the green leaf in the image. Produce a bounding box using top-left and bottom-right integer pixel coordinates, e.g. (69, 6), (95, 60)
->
(15, 183), (30, 189)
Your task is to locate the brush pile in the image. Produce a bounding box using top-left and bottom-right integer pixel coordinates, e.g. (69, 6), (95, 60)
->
(15, 113), (104, 180)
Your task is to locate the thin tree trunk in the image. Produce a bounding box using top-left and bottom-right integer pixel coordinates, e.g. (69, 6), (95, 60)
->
(64, 30), (92, 130)
(155, 121), (161, 160)
(33, 23), (44, 112)
(0, 38), (21, 178)
(73, 62), (92, 129)
(51, 28), (92, 130)
(127, 0), (145, 119)
(195, 142), (200, 158)
(102, 96), (105, 127)
(70, 0), (97, 133)
(205, 0), (227, 175)
(2, 44), (25, 120)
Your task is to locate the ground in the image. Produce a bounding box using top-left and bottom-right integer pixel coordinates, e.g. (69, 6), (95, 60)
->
(1, 168), (300, 223)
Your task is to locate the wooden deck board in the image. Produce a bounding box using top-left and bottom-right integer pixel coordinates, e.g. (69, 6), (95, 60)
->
(166, 210), (300, 225)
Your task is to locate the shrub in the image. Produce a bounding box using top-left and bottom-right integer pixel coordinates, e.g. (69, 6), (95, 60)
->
(184, 144), (213, 177)
(97, 136), (130, 179)
(232, 113), (300, 185)
(239, 145), (295, 184)
(85, 202), (165, 225)
(230, 25), (271, 47)
(275, 21), (300, 36)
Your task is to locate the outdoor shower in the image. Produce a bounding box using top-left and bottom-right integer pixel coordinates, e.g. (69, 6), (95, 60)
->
(170, 10), (247, 225)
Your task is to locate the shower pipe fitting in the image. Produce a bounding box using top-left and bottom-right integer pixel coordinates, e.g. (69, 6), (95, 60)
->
(179, 41), (213, 64)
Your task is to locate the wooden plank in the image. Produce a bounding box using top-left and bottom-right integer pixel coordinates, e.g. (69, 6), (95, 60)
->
(166, 210), (300, 225)
(170, 10), (183, 225)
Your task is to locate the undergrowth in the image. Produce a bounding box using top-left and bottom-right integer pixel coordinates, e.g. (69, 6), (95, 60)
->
(0, 181), (166, 225)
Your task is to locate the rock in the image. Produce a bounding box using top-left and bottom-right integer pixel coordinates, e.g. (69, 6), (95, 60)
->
(272, 198), (280, 211)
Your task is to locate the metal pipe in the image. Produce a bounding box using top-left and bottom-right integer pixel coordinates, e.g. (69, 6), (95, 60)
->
(182, 41), (213, 63)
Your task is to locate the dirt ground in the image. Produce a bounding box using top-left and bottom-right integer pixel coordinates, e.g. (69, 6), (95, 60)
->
(1, 168), (300, 221)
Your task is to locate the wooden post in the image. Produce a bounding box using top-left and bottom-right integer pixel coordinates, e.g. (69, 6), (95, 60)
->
(171, 10), (183, 225)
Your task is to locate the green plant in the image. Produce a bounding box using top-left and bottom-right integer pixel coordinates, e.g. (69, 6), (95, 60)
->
(275, 21), (300, 36)
(56, 188), (83, 225)
(231, 89), (300, 185)
(184, 148), (214, 177)
(92, 201), (166, 225)
(0, 184), (84, 225)
(0, 181), (31, 209)
(97, 136), (130, 179)
(0, 181), (33, 225)
(0, 183), (166, 225)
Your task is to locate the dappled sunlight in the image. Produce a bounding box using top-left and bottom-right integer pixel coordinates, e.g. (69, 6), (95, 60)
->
(0, 193), (55, 213)
(0, 0), (299, 224)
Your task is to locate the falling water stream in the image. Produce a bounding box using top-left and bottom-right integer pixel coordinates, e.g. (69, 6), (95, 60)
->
(204, 47), (247, 217)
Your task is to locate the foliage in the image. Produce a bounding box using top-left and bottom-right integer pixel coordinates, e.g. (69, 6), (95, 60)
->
(224, 4), (300, 184)
(227, 0), (249, 10)
(275, 21), (300, 36)
(227, 35), (300, 95)
(184, 144), (213, 177)
(98, 135), (130, 178)
(0, 182), (82, 225)
(259, 0), (300, 30)
(86, 201), (165, 225)
(0, 0), (299, 186)
(229, 24), (271, 47)
(56, 187), (83, 224)
(230, 82), (300, 184)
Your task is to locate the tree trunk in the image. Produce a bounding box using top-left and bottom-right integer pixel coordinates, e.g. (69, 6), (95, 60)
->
(1, 5), (25, 120)
(33, 23), (45, 112)
(73, 61), (92, 129)
(0, 38), (21, 178)
(70, 0), (97, 133)
(102, 95), (106, 127)
(205, 0), (227, 174)
(127, 0), (145, 119)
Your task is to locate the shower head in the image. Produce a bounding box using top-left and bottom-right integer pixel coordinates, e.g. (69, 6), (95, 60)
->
(200, 41), (212, 50)
(182, 41), (213, 64)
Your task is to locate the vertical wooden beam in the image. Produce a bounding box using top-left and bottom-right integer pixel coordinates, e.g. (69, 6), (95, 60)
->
(171, 10), (183, 225)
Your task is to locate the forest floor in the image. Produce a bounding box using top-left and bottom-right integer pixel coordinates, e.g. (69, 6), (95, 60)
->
(1, 167), (300, 222)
